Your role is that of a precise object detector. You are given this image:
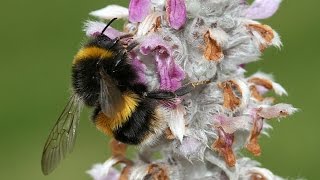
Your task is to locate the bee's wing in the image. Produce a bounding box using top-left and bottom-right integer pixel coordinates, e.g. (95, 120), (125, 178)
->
(41, 95), (82, 175)
(99, 69), (123, 117)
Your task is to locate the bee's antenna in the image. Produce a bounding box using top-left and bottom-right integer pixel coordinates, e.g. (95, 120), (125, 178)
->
(101, 18), (118, 35)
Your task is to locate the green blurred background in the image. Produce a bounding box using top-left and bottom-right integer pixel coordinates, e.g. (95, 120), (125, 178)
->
(0, 0), (318, 179)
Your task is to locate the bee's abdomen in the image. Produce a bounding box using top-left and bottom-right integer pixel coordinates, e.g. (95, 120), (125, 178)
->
(112, 100), (157, 144)
(92, 97), (161, 145)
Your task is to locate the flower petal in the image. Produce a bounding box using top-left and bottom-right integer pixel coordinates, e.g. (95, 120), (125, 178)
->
(247, 21), (282, 50)
(89, 5), (128, 19)
(246, 0), (282, 20)
(248, 72), (287, 96)
(247, 167), (278, 180)
(167, 104), (186, 142)
(129, 52), (147, 84)
(257, 103), (298, 119)
(84, 21), (122, 39)
(140, 35), (185, 90)
(249, 85), (265, 101)
(87, 158), (120, 180)
(166, 0), (187, 30)
(129, 0), (151, 23)
(213, 114), (251, 134)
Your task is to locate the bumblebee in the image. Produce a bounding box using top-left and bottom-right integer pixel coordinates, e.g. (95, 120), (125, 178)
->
(41, 18), (210, 175)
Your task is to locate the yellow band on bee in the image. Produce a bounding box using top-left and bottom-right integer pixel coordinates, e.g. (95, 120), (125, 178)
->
(95, 91), (140, 135)
(73, 47), (113, 64)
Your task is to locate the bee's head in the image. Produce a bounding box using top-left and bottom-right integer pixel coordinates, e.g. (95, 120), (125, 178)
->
(90, 18), (119, 48)
(94, 34), (113, 48)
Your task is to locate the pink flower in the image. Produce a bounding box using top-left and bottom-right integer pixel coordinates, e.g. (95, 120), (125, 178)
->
(140, 35), (185, 91)
(129, 52), (147, 84)
(84, 21), (122, 39)
(166, 0), (187, 30)
(245, 0), (282, 19)
(128, 0), (187, 30)
(129, 0), (151, 22)
(213, 114), (251, 134)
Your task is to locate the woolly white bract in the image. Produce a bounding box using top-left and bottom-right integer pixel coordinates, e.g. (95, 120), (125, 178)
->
(86, 0), (296, 179)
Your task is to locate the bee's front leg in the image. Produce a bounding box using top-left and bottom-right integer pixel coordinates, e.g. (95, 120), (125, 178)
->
(126, 41), (139, 52)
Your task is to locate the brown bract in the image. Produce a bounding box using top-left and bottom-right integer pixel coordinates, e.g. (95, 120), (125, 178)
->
(119, 166), (132, 180)
(212, 127), (236, 167)
(248, 24), (274, 44)
(165, 128), (175, 140)
(248, 77), (276, 102)
(250, 173), (267, 180)
(154, 16), (162, 32)
(250, 85), (265, 102)
(246, 117), (263, 156)
(145, 164), (169, 180)
(110, 139), (127, 157)
(219, 80), (241, 111)
(116, 156), (134, 180)
(259, 44), (267, 52)
(248, 77), (273, 90)
(203, 30), (223, 61)
(109, 139), (133, 180)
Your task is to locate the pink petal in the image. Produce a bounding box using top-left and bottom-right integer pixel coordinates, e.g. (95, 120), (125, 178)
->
(84, 21), (122, 39)
(255, 85), (269, 95)
(213, 114), (251, 134)
(166, 0), (187, 30)
(140, 35), (185, 90)
(129, 0), (151, 22)
(128, 52), (147, 84)
(257, 103), (298, 119)
(245, 0), (282, 19)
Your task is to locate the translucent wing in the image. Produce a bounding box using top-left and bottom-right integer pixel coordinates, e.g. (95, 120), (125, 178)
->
(41, 95), (82, 175)
(99, 68), (123, 117)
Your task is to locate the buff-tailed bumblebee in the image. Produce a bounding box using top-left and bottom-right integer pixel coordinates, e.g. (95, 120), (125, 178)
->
(41, 18), (210, 175)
